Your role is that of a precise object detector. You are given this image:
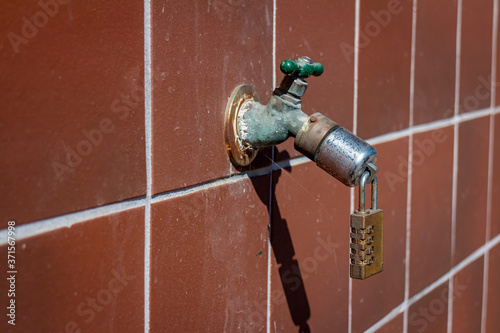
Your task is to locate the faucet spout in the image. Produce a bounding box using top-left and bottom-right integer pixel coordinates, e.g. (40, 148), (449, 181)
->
(238, 93), (309, 148)
(236, 57), (324, 147)
(224, 56), (378, 186)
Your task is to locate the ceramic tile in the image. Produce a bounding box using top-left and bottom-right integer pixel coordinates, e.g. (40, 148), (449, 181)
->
(0, 1), (146, 224)
(408, 282), (449, 333)
(150, 175), (270, 332)
(491, 115), (500, 238)
(374, 313), (404, 333)
(0, 207), (145, 333)
(455, 117), (490, 264)
(459, 0), (494, 114)
(452, 257), (484, 333)
(151, 0), (273, 194)
(413, 0), (457, 125)
(357, 0), (412, 138)
(486, 243), (500, 333)
(269, 161), (350, 332)
(410, 126), (454, 296)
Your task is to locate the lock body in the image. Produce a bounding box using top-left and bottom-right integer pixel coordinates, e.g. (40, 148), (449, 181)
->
(294, 112), (377, 187)
(350, 171), (383, 280)
(315, 126), (377, 187)
(350, 209), (384, 279)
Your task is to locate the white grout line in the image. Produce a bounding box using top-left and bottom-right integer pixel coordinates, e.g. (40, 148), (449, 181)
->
(491, 0), (499, 111)
(409, 0), (417, 131)
(0, 198), (146, 244)
(366, 106), (491, 146)
(482, 1), (498, 332)
(454, 107), (492, 122)
(151, 172), (256, 203)
(266, 1), (276, 331)
(454, 0), (463, 119)
(482, 112), (495, 333)
(448, 1), (462, 331)
(349, 2), (360, 332)
(403, 1), (417, 331)
(365, 233), (500, 333)
(283, 155), (309, 168)
(0, 106), (493, 243)
(402, 119), (413, 332)
(353, 0), (360, 136)
(447, 278), (454, 332)
(481, 254), (490, 333)
(272, 0), (276, 87)
(144, 0), (152, 332)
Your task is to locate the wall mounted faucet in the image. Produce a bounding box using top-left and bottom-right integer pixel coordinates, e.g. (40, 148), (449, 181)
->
(224, 56), (384, 279)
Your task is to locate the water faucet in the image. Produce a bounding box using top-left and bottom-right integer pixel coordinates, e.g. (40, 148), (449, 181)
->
(224, 56), (384, 279)
(225, 56), (378, 186)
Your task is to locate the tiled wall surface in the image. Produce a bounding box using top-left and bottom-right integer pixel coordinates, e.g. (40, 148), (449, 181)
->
(1, 1), (499, 332)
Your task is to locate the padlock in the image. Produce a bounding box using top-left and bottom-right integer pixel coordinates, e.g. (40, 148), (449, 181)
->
(350, 171), (384, 279)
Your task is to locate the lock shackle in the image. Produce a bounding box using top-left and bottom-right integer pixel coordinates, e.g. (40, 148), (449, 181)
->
(358, 171), (378, 212)
(372, 175), (378, 210)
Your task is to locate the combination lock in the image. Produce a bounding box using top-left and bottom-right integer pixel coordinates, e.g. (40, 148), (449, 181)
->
(350, 171), (384, 280)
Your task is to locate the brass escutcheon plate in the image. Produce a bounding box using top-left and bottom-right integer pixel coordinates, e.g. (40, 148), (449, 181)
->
(224, 85), (260, 167)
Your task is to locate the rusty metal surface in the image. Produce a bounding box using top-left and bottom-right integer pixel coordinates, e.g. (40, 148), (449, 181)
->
(224, 56), (379, 185)
(279, 75), (308, 97)
(315, 127), (377, 187)
(224, 56), (323, 168)
(224, 85), (260, 167)
(294, 112), (338, 160)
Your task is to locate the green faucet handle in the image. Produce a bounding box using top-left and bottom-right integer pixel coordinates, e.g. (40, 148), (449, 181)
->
(280, 56), (324, 78)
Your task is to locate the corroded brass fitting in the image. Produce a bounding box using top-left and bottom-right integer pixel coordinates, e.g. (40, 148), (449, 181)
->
(294, 113), (339, 160)
(295, 113), (378, 187)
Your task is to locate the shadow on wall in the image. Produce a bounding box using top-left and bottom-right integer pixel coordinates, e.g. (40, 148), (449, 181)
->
(250, 148), (312, 333)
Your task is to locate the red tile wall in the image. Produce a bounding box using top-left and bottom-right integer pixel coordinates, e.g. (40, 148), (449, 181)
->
(151, 0), (273, 193)
(455, 117), (490, 264)
(0, 1), (146, 225)
(413, 0), (457, 125)
(269, 163), (351, 332)
(357, 0), (412, 138)
(376, 314), (404, 332)
(459, 0), (493, 114)
(1, 1), (499, 332)
(410, 126), (454, 295)
(407, 283), (449, 333)
(452, 257), (484, 333)
(486, 244), (500, 332)
(0, 208), (145, 333)
(492, 114), (500, 238)
(150, 176), (270, 332)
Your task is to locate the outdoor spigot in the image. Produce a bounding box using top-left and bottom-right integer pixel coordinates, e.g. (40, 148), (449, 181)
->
(224, 56), (378, 186)
(225, 57), (384, 281)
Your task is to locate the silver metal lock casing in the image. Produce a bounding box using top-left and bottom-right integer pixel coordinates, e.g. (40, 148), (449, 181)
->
(315, 127), (377, 187)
